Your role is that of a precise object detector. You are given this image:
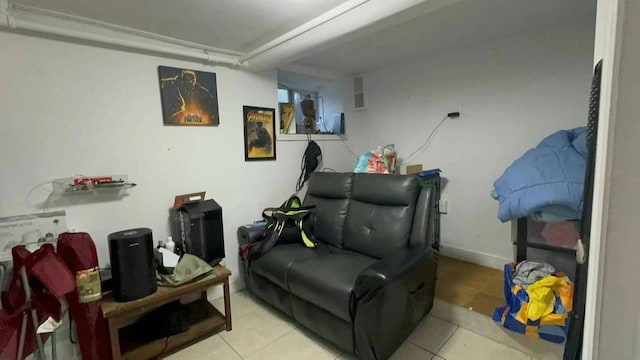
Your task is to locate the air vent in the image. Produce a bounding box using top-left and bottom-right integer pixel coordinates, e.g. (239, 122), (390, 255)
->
(353, 75), (365, 110)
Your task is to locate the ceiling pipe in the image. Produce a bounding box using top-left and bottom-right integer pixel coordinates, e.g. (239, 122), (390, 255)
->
(244, 0), (460, 71)
(11, 3), (243, 57)
(0, 0), (242, 67)
(0, 0), (459, 71)
(240, 0), (370, 64)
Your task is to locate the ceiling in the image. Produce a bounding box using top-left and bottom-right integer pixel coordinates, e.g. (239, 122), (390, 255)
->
(11, 0), (347, 52)
(9, 0), (597, 74)
(294, 0), (597, 73)
(278, 70), (340, 93)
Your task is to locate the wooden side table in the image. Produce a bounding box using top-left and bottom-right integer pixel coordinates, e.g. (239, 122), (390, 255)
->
(101, 265), (232, 360)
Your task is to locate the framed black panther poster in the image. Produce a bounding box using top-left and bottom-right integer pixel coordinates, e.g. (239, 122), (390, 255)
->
(243, 106), (276, 161)
(158, 66), (219, 126)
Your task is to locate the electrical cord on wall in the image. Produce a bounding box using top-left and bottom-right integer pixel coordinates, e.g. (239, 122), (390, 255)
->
(340, 135), (360, 159)
(26, 180), (54, 205)
(26, 180), (58, 213)
(402, 115), (449, 163)
(26, 174), (89, 212)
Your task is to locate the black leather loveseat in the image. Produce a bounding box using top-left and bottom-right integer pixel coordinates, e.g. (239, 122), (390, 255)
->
(238, 172), (438, 360)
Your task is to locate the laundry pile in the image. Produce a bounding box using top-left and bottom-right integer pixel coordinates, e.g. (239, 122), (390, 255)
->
(493, 261), (574, 343)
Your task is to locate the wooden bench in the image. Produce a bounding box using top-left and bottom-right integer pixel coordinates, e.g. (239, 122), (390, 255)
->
(101, 265), (232, 360)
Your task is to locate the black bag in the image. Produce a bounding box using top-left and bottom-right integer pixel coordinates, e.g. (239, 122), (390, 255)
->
(296, 141), (322, 192)
(240, 195), (317, 260)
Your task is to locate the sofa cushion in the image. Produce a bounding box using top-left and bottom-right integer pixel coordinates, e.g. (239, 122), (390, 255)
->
(304, 172), (354, 248)
(291, 295), (354, 353)
(343, 174), (420, 259)
(287, 251), (377, 322)
(250, 244), (321, 290)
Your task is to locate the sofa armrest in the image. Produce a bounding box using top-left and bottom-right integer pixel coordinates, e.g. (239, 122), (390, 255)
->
(358, 246), (434, 285)
(237, 223), (266, 245)
(352, 246), (437, 360)
(236, 223), (266, 291)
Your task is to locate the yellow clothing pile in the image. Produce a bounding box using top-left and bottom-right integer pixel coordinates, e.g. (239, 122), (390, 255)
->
(525, 275), (571, 321)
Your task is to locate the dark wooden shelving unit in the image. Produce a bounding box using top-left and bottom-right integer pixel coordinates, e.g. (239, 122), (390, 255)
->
(102, 265), (232, 360)
(515, 217), (577, 263)
(119, 299), (226, 360)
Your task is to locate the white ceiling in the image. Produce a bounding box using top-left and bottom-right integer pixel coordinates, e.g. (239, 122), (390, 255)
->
(11, 0), (347, 52)
(294, 0), (597, 73)
(278, 69), (339, 93)
(9, 0), (597, 74)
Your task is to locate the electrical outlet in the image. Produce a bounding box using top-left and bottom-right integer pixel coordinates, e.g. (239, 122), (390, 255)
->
(439, 199), (448, 214)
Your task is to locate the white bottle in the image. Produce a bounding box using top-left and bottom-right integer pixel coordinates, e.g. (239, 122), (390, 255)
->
(165, 236), (175, 252)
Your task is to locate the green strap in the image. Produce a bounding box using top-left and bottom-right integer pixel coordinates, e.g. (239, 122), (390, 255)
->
(299, 220), (316, 248)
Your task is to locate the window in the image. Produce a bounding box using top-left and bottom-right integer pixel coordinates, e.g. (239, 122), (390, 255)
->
(278, 86), (340, 135)
(277, 88), (290, 103)
(277, 69), (344, 137)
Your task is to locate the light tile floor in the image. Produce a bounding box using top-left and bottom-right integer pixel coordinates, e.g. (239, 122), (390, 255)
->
(25, 256), (562, 360)
(164, 290), (536, 360)
(31, 257), (561, 360)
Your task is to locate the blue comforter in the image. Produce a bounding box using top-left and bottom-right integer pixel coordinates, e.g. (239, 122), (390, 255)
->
(493, 127), (587, 223)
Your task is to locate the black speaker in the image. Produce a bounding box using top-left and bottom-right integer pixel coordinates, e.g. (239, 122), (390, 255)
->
(170, 199), (225, 266)
(108, 228), (157, 302)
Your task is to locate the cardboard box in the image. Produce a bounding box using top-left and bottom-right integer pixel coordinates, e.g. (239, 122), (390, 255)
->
(406, 164), (423, 175)
(0, 211), (66, 261)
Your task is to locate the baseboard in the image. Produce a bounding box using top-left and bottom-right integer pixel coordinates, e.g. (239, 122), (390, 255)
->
(439, 245), (511, 270)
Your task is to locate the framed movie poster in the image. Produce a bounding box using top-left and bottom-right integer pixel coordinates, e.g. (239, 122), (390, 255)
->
(158, 66), (219, 126)
(243, 106), (276, 161)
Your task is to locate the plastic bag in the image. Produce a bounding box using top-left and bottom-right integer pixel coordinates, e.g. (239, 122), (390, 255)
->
(354, 144), (397, 174)
(493, 263), (573, 343)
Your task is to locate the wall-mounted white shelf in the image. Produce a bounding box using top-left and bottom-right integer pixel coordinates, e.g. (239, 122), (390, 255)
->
(51, 175), (136, 196)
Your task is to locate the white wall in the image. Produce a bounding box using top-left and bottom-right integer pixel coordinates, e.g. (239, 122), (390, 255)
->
(594, 0), (640, 358)
(342, 19), (596, 268)
(0, 31), (350, 289)
(582, 0), (624, 357)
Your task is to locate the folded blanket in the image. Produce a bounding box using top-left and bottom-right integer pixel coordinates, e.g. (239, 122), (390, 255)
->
(157, 254), (213, 287)
(493, 127), (586, 223)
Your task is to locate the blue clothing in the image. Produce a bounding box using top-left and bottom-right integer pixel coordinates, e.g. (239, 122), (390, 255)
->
(493, 128), (587, 223)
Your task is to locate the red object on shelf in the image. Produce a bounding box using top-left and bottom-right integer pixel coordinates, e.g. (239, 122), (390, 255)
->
(73, 177), (113, 186)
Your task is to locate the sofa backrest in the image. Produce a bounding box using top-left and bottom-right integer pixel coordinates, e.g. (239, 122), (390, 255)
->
(304, 172), (355, 248)
(343, 174), (420, 259)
